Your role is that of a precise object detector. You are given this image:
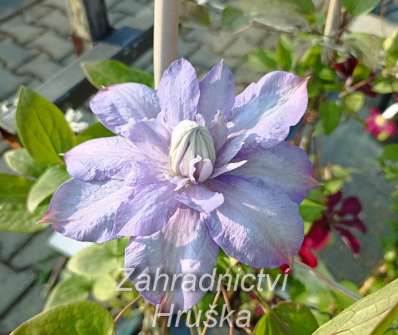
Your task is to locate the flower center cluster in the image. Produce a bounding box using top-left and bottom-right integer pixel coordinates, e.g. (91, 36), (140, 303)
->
(169, 120), (216, 183)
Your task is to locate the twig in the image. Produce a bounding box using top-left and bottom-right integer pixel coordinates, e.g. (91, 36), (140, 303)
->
(161, 316), (168, 335)
(339, 77), (374, 98)
(193, 306), (203, 335)
(113, 296), (140, 323)
(44, 256), (67, 297)
(221, 286), (235, 335)
(200, 288), (223, 335)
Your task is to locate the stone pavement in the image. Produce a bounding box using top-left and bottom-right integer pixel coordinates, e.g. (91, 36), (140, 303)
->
(0, 0), (279, 103)
(0, 0), (279, 332)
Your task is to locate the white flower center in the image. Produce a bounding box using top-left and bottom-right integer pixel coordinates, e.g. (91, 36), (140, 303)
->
(169, 120), (216, 183)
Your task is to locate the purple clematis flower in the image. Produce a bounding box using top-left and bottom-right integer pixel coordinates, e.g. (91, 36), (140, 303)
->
(44, 59), (315, 310)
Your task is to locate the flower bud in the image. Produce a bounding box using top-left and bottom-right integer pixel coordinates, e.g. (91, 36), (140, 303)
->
(169, 120), (216, 183)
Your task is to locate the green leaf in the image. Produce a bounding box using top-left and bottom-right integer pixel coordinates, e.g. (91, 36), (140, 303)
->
(246, 48), (277, 72)
(384, 30), (398, 68)
(0, 174), (47, 233)
(4, 149), (47, 178)
(343, 33), (383, 69)
(300, 199), (326, 223)
(254, 302), (318, 335)
(76, 122), (114, 144)
(92, 275), (118, 302)
(344, 92), (365, 113)
(0, 173), (33, 198)
(372, 77), (398, 94)
(0, 200), (47, 233)
(67, 239), (127, 277)
(82, 60), (153, 89)
(10, 301), (115, 335)
(27, 166), (70, 213)
(319, 100), (341, 135)
(16, 87), (76, 165)
(342, 0), (379, 16)
(313, 279), (398, 335)
(45, 275), (92, 310)
(276, 35), (293, 70)
(318, 67), (336, 81)
(382, 144), (398, 162)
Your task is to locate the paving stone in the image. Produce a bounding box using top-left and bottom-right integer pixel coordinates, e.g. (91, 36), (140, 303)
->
(189, 46), (219, 70)
(221, 55), (243, 70)
(136, 0), (153, 4)
(0, 233), (31, 261)
(108, 11), (125, 26)
(61, 52), (77, 67)
(0, 68), (27, 100)
(0, 284), (45, 333)
(18, 54), (62, 81)
(113, 0), (146, 16)
(42, 0), (68, 12)
(11, 230), (59, 269)
(178, 38), (200, 58)
(39, 9), (71, 37)
(28, 31), (73, 61)
(224, 36), (256, 59)
(0, 39), (36, 70)
(0, 17), (45, 45)
(0, 263), (36, 314)
(23, 4), (54, 21)
(185, 29), (236, 55)
(124, 5), (153, 30)
(133, 49), (153, 71)
(238, 26), (268, 45)
(258, 32), (279, 49)
(234, 63), (260, 87)
(106, 0), (123, 9)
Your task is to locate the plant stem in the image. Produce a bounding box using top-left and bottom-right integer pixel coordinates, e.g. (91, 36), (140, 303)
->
(221, 286), (235, 335)
(113, 296), (140, 323)
(200, 286), (223, 335)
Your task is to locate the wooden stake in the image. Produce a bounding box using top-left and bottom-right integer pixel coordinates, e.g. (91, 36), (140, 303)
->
(324, 0), (341, 39)
(154, 0), (180, 88)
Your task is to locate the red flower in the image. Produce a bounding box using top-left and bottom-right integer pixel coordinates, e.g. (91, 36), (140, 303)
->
(334, 57), (376, 97)
(365, 107), (397, 141)
(299, 192), (366, 268)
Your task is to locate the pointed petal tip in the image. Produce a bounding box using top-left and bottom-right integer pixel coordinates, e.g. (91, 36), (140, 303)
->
(38, 212), (51, 224)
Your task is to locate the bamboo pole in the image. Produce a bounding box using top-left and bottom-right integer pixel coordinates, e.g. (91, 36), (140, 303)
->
(324, 0), (341, 39)
(154, 0), (180, 88)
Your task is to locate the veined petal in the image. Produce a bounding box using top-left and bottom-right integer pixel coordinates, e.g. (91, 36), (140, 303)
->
(157, 59), (200, 128)
(127, 118), (170, 163)
(206, 176), (304, 268)
(116, 182), (178, 237)
(208, 112), (228, 152)
(175, 184), (224, 214)
(231, 142), (316, 202)
(215, 134), (246, 167)
(90, 83), (160, 135)
(211, 160), (247, 179)
(45, 179), (129, 242)
(198, 60), (235, 124)
(231, 71), (308, 148)
(65, 136), (136, 181)
(125, 207), (219, 311)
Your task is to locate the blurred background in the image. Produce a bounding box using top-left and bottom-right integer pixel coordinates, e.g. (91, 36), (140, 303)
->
(1, 0), (398, 333)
